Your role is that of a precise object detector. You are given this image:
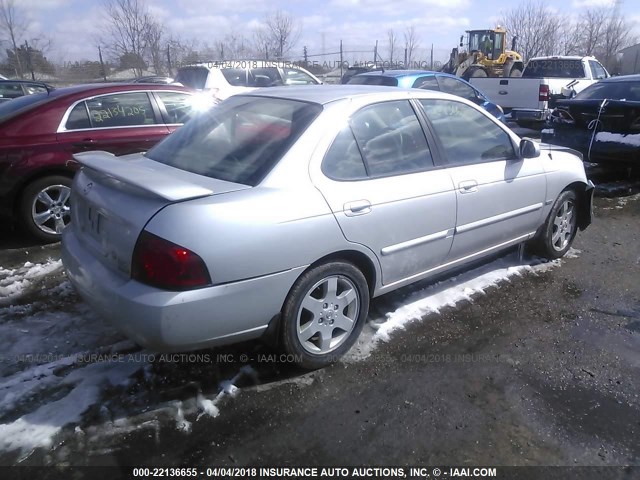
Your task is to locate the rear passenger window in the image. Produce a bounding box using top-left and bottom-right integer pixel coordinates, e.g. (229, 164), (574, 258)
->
(322, 126), (368, 181)
(350, 101), (433, 177)
(413, 76), (439, 90)
(65, 102), (91, 130)
(282, 68), (318, 85)
(420, 99), (515, 164)
(86, 92), (156, 128)
(0, 83), (24, 99)
(156, 91), (193, 124)
(437, 76), (478, 101)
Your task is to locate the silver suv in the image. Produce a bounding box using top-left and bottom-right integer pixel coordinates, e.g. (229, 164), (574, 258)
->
(175, 60), (321, 102)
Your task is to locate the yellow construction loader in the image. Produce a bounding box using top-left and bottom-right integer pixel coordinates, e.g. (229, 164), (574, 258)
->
(441, 27), (524, 80)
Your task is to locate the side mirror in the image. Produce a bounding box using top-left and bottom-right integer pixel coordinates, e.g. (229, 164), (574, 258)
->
(520, 138), (540, 159)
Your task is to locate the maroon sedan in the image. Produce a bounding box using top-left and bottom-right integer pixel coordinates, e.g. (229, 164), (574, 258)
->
(0, 83), (205, 241)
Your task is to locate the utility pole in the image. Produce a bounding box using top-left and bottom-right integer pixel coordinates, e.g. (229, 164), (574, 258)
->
(166, 44), (172, 76)
(98, 45), (107, 81)
(303, 46), (308, 66)
(430, 44), (434, 70)
(24, 40), (34, 80)
(374, 40), (378, 66)
(340, 40), (344, 77)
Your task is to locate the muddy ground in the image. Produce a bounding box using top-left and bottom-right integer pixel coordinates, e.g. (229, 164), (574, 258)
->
(0, 165), (638, 478)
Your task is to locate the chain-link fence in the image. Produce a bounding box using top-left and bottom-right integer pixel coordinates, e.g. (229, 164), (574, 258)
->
(0, 40), (452, 87)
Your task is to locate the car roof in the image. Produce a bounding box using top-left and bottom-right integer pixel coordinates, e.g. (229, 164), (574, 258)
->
(31, 82), (191, 100)
(599, 74), (640, 83)
(356, 69), (443, 78)
(239, 84), (449, 105)
(0, 79), (53, 86)
(528, 56), (592, 61)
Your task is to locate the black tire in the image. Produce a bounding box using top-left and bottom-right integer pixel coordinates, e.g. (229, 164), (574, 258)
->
(530, 189), (578, 259)
(469, 67), (488, 78)
(509, 67), (523, 77)
(20, 175), (73, 243)
(281, 261), (369, 369)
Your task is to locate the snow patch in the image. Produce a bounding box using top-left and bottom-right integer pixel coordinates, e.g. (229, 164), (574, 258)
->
(0, 259), (63, 306)
(596, 132), (640, 147)
(0, 358), (144, 454)
(347, 252), (570, 361)
(195, 366), (255, 421)
(174, 404), (192, 433)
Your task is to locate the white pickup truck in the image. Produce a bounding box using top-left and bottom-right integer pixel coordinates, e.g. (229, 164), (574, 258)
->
(469, 56), (609, 128)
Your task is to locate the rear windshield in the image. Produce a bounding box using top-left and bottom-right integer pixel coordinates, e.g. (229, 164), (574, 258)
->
(523, 59), (585, 78)
(0, 92), (49, 121)
(145, 96), (322, 186)
(175, 67), (209, 89)
(575, 81), (640, 101)
(347, 75), (398, 87)
(221, 67), (282, 87)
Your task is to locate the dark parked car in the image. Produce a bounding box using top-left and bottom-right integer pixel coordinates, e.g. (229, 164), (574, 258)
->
(347, 70), (505, 122)
(0, 83), (206, 241)
(0, 80), (54, 104)
(542, 74), (640, 165)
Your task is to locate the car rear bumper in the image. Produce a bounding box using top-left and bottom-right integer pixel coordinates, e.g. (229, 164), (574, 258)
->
(511, 109), (549, 123)
(62, 228), (306, 352)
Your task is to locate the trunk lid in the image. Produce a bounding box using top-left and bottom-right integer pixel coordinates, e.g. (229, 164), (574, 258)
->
(557, 99), (640, 132)
(71, 150), (249, 276)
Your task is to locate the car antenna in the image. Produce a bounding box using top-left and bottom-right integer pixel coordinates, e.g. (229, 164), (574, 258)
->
(587, 98), (609, 163)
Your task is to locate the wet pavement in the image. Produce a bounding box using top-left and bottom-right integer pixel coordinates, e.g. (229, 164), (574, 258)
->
(0, 166), (638, 472)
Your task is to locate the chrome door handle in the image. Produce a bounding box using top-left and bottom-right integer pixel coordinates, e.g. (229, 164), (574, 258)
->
(458, 180), (478, 193)
(344, 200), (372, 216)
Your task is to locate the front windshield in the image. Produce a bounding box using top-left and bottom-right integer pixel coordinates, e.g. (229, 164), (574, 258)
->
(469, 31), (492, 52)
(146, 95), (322, 186)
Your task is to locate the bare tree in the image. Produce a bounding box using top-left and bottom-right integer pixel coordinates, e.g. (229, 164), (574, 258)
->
(387, 29), (397, 64)
(404, 25), (419, 66)
(254, 10), (301, 59)
(577, 8), (607, 57)
(102, 0), (155, 75)
(165, 35), (199, 74)
(0, 0), (27, 77)
(556, 21), (582, 56)
(145, 20), (165, 74)
(597, 6), (636, 72)
(500, 0), (561, 61)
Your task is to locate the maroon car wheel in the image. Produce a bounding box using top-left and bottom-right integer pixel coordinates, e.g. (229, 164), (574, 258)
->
(20, 175), (73, 243)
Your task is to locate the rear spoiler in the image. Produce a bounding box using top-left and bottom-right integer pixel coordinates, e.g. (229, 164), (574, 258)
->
(73, 151), (214, 202)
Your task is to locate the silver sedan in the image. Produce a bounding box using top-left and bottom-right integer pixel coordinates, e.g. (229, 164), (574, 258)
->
(62, 86), (594, 369)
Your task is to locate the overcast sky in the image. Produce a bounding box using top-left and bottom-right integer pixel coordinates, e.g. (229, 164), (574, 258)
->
(18, 0), (638, 64)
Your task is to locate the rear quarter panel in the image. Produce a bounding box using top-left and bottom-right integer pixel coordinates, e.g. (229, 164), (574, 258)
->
(144, 184), (361, 286)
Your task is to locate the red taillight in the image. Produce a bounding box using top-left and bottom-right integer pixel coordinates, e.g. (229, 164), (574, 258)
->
(131, 231), (211, 291)
(539, 84), (550, 102)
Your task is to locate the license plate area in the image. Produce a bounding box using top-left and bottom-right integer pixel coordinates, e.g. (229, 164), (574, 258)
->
(86, 206), (104, 239)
